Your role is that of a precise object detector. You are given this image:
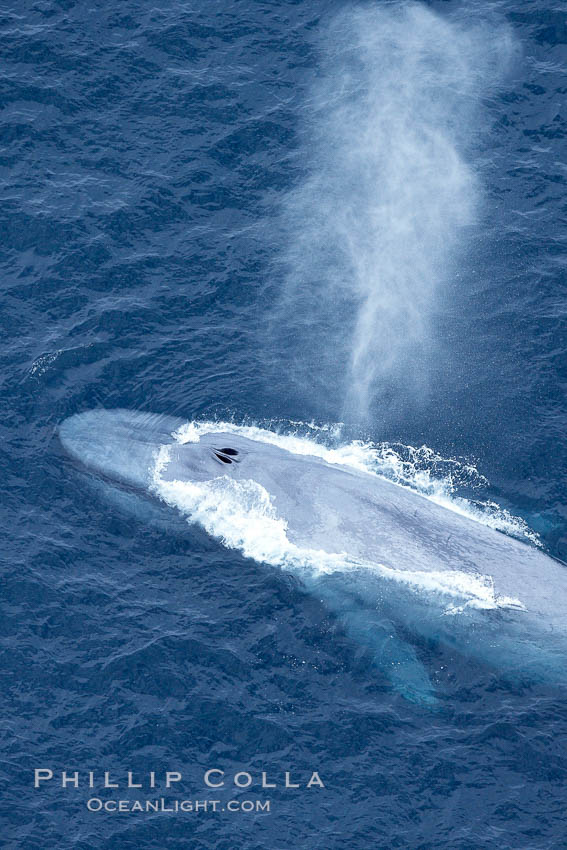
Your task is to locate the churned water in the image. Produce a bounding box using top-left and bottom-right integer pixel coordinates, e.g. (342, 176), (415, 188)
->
(1, 1), (566, 848)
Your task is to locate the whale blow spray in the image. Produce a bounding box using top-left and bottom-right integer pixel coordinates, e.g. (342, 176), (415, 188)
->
(270, 4), (512, 422)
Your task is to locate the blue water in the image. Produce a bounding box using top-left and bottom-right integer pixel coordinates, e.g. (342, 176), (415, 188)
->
(1, 1), (567, 847)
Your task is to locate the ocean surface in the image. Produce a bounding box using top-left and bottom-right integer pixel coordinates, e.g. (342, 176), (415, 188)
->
(1, 0), (566, 847)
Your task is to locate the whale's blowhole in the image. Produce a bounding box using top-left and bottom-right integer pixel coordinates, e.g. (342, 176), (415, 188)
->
(212, 447), (240, 465)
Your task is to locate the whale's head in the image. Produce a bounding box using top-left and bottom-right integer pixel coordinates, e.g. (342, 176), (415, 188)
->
(59, 409), (187, 489)
(59, 409), (251, 491)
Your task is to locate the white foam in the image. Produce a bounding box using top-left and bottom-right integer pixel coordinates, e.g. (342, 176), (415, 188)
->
(172, 419), (539, 544)
(153, 427), (528, 612)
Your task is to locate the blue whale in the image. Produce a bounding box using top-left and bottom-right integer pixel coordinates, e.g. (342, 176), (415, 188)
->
(59, 409), (567, 705)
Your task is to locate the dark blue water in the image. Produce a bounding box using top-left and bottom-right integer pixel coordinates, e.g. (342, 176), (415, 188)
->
(1, 1), (566, 847)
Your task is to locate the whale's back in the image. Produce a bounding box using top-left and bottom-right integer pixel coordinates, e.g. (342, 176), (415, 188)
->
(170, 431), (567, 632)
